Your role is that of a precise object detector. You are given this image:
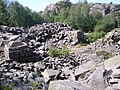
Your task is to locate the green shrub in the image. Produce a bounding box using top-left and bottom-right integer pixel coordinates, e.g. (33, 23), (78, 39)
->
(94, 13), (116, 32)
(0, 83), (14, 90)
(87, 31), (106, 43)
(48, 47), (70, 58)
(60, 47), (69, 57)
(96, 51), (113, 60)
(48, 47), (60, 58)
(29, 81), (39, 87)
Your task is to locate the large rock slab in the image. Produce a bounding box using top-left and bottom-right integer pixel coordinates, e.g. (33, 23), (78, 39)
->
(104, 55), (120, 70)
(112, 69), (120, 78)
(87, 65), (108, 90)
(48, 80), (92, 90)
(75, 61), (96, 76)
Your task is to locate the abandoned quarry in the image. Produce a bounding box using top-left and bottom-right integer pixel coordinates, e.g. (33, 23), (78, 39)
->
(0, 0), (120, 90)
(0, 22), (120, 90)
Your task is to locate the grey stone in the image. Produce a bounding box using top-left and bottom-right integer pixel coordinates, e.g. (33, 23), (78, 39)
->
(112, 69), (120, 78)
(28, 72), (37, 81)
(48, 80), (92, 90)
(87, 65), (108, 90)
(42, 69), (59, 83)
(75, 61), (96, 76)
(104, 55), (120, 70)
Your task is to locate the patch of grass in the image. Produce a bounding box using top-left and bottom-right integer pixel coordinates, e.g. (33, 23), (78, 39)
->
(96, 50), (113, 60)
(48, 47), (70, 58)
(48, 47), (60, 58)
(0, 83), (14, 90)
(87, 31), (106, 43)
(28, 81), (39, 87)
(60, 47), (70, 57)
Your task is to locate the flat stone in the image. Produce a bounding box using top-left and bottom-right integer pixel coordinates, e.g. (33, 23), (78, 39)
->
(42, 69), (59, 78)
(75, 61), (96, 76)
(62, 67), (73, 76)
(87, 65), (108, 90)
(112, 69), (120, 78)
(104, 55), (120, 70)
(48, 80), (92, 90)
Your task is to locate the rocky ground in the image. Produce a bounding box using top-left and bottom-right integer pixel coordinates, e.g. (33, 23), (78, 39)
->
(0, 23), (120, 90)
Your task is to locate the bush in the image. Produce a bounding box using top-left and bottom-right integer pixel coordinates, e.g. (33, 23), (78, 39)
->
(48, 47), (60, 58)
(94, 13), (116, 32)
(87, 31), (106, 43)
(0, 83), (13, 90)
(48, 47), (70, 58)
(29, 81), (39, 87)
(60, 47), (69, 57)
(96, 51), (113, 60)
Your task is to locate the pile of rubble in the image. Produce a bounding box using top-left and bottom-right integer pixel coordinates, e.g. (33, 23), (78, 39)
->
(25, 23), (85, 58)
(26, 23), (85, 47)
(0, 23), (120, 90)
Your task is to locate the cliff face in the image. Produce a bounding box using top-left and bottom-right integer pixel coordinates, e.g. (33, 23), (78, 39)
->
(89, 3), (120, 16)
(45, 2), (120, 16)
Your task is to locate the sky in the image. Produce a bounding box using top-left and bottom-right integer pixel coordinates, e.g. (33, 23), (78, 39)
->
(10, 0), (120, 12)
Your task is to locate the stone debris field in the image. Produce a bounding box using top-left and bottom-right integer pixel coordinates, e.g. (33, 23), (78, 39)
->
(0, 23), (120, 90)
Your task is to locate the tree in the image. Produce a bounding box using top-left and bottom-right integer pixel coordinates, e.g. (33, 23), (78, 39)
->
(68, 5), (81, 29)
(0, 0), (8, 24)
(91, 11), (103, 23)
(94, 13), (116, 32)
(7, 1), (28, 27)
(58, 7), (70, 22)
(68, 4), (95, 32)
(7, 1), (44, 27)
(31, 11), (44, 25)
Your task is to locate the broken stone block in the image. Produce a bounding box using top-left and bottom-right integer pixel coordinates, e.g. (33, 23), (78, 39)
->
(75, 61), (96, 76)
(48, 80), (92, 90)
(62, 67), (73, 76)
(41, 69), (59, 83)
(66, 30), (85, 44)
(87, 65), (108, 90)
(112, 69), (120, 78)
(104, 55), (120, 70)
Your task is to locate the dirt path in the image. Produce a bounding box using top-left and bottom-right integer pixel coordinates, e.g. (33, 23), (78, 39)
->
(70, 45), (91, 55)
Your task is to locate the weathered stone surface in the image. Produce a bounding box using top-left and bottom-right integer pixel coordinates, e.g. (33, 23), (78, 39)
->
(87, 65), (108, 90)
(112, 69), (120, 78)
(41, 69), (59, 83)
(48, 80), (92, 90)
(104, 55), (120, 70)
(75, 61), (96, 76)
(1, 23), (120, 89)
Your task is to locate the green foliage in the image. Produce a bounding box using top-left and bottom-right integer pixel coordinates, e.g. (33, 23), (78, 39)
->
(48, 47), (60, 58)
(48, 47), (70, 58)
(7, 1), (44, 27)
(87, 31), (106, 42)
(0, 0), (7, 24)
(91, 11), (103, 23)
(94, 13), (116, 32)
(68, 4), (95, 32)
(29, 81), (39, 87)
(58, 7), (70, 22)
(96, 50), (113, 60)
(115, 13), (120, 28)
(118, 19), (120, 28)
(0, 0), (118, 33)
(60, 47), (69, 57)
(0, 83), (14, 90)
